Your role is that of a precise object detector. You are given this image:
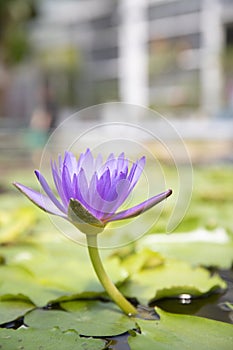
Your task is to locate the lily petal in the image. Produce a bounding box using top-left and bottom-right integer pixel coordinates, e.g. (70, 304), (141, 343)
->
(51, 161), (68, 207)
(13, 182), (67, 218)
(128, 156), (146, 190)
(35, 170), (66, 213)
(105, 189), (172, 223)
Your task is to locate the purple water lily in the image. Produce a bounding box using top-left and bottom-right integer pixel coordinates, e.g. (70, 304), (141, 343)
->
(14, 149), (173, 314)
(14, 149), (172, 233)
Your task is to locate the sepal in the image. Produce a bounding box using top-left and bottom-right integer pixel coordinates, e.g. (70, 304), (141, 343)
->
(68, 198), (105, 235)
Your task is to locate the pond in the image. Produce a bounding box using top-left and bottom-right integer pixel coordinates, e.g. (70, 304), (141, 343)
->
(0, 165), (233, 349)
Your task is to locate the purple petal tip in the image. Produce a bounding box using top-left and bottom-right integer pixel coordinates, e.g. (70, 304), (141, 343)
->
(34, 170), (40, 178)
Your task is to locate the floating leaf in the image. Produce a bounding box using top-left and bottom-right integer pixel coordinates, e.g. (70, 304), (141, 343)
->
(140, 229), (233, 269)
(129, 308), (233, 350)
(0, 327), (105, 350)
(0, 207), (37, 243)
(0, 300), (34, 324)
(121, 259), (226, 304)
(119, 248), (164, 275)
(25, 300), (136, 337)
(0, 265), (66, 306)
(0, 239), (128, 306)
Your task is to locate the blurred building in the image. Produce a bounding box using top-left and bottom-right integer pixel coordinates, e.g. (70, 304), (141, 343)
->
(1, 0), (233, 165)
(3, 0), (233, 122)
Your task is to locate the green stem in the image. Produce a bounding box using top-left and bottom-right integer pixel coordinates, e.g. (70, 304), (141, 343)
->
(86, 234), (137, 316)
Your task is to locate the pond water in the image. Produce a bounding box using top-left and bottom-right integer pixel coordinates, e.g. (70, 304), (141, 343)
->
(155, 269), (233, 323)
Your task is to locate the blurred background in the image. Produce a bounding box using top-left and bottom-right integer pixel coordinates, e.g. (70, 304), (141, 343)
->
(0, 2), (233, 328)
(0, 0), (233, 168)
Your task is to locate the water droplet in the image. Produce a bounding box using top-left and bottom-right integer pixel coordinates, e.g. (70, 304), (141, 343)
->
(179, 294), (192, 304)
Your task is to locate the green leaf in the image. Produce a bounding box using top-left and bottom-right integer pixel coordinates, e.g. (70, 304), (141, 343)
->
(0, 265), (66, 306)
(25, 300), (136, 337)
(121, 259), (226, 303)
(0, 207), (37, 243)
(0, 327), (105, 350)
(0, 300), (34, 324)
(129, 308), (233, 350)
(0, 239), (128, 306)
(140, 229), (233, 269)
(120, 248), (164, 275)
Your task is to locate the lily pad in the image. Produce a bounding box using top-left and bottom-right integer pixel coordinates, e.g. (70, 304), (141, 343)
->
(140, 229), (233, 268)
(0, 238), (128, 306)
(0, 327), (105, 350)
(25, 300), (136, 337)
(129, 308), (233, 350)
(119, 248), (164, 275)
(0, 207), (37, 244)
(0, 300), (35, 324)
(0, 265), (66, 306)
(121, 258), (226, 303)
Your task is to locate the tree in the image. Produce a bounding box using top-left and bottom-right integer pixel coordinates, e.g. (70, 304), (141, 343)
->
(0, 0), (37, 65)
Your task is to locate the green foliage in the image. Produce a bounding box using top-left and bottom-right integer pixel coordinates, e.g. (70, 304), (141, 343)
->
(0, 206), (37, 243)
(146, 165), (233, 234)
(0, 0), (37, 64)
(25, 300), (136, 337)
(129, 308), (233, 350)
(0, 299), (34, 324)
(0, 237), (127, 306)
(4, 25), (30, 63)
(120, 256), (226, 304)
(0, 327), (105, 350)
(140, 230), (233, 269)
(0, 165), (232, 346)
